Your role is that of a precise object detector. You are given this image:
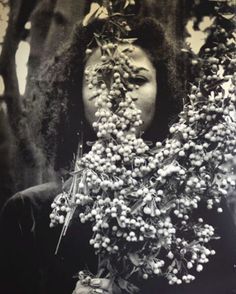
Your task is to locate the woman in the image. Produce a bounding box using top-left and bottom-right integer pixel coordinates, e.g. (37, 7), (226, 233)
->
(34, 16), (183, 176)
(0, 16), (236, 294)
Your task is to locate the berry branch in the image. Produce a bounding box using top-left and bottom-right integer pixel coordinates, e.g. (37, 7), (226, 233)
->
(50, 1), (235, 292)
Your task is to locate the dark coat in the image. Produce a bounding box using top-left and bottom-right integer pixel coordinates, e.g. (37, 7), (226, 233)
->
(0, 182), (236, 294)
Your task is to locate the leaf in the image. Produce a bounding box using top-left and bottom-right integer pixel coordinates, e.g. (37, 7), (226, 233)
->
(95, 6), (109, 20)
(124, 0), (136, 9)
(62, 177), (73, 192)
(167, 259), (176, 274)
(219, 13), (235, 20)
(150, 199), (157, 217)
(116, 216), (125, 228)
(82, 3), (101, 27)
(128, 252), (141, 266)
(121, 38), (138, 44)
(130, 198), (144, 214)
(175, 259), (182, 271)
(86, 141), (95, 146)
(117, 277), (140, 294)
(111, 281), (122, 294)
(94, 34), (103, 48)
(97, 254), (109, 274)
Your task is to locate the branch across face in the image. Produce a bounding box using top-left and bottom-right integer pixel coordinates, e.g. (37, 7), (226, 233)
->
(82, 44), (157, 136)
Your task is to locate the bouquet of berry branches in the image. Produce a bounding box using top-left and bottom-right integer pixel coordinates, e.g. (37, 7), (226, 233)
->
(50, 0), (236, 292)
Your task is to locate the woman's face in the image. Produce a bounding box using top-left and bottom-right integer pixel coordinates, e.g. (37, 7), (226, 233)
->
(82, 44), (157, 135)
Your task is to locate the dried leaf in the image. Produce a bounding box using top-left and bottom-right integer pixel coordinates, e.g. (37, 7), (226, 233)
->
(82, 3), (101, 27)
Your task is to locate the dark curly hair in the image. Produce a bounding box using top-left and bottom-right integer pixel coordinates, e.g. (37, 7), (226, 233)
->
(35, 17), (186, 175)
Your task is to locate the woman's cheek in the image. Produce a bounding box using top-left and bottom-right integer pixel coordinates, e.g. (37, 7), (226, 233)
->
(82, 80), (157, 133)
(135, 84), (157, 131)
(82, 87), (97, 126)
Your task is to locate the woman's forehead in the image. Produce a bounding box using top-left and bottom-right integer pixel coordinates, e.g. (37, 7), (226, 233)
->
(85, 44), (154, 70)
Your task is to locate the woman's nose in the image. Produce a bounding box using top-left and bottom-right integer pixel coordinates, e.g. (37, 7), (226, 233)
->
(128, 90), (139, 102)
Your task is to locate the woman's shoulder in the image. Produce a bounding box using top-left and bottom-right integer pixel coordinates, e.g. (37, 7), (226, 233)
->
(2, 182), (61, 212)
(11, 181), (61, 203)
(0, 181), (62, 234)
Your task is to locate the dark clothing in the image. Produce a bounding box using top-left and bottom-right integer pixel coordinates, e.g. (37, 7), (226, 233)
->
(0, 182), (236, 294)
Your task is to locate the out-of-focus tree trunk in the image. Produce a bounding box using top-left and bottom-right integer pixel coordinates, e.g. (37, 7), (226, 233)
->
(25, 0), (85, 91)
(0, 0), (86, 194)
(44, 0), (86, 59)
(0, 103), (14, 208)
(23, 0), (86, 185)
(0, 1), (21, 114)
(0, 0), (40, 194)
(24, 0), (57, 155)
(24, 0), (85, 129)
(24, 0), (57, 103)
(0, 0), (38, 117)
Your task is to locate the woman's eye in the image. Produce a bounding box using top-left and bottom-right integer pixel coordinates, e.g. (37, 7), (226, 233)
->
(128, 76), (148, 86)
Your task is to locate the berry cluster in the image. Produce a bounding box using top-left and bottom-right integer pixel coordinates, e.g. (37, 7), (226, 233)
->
(50, 0), (236, 291)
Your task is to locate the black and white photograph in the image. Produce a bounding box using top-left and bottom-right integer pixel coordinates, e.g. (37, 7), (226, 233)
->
(0, 0), (235, 293)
